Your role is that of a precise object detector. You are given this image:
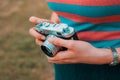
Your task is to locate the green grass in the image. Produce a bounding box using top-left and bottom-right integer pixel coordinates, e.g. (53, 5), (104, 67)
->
(0, 0), (53, 80)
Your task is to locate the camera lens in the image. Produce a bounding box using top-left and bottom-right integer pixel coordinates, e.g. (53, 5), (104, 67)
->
(40, 39), (60, 57)
(41, 45), (54, 57)
(40, 35), (61, 57)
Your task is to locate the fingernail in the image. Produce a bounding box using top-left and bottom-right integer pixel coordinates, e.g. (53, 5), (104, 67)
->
(29, 16), (36, 21)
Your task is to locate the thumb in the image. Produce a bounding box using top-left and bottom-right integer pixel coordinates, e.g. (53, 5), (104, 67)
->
(48, 37), (72, 49)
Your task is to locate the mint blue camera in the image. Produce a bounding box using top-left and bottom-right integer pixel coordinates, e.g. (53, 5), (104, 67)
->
(36, 22), (75, 57)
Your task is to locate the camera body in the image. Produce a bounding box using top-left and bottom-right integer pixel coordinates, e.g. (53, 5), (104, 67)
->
(36, 22), (75, 57)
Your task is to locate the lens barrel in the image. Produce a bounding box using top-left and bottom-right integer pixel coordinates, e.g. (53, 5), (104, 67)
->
(41, 35), (60, 57)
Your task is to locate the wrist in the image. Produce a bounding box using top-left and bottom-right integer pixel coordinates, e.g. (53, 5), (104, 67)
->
(82, 47), (113, 64)
(95, 48), (114, 64)
(97, 48), (120, 65)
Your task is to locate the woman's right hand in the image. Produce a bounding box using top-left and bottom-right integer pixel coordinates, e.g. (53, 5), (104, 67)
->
(29, 16), (53, 45)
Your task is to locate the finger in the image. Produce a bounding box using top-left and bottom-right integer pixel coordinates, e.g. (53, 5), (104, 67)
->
(51, 12), (60, 23)
(48, 60), (68, 64)
(47, 56), (67, 64)
(47, 58), (77, 64)
(29, 16), (53, 24)
(47, 50), (71, 61)
(35, 39), (43, 45)
(48, 37), (74, 49)
(47, 51), (74, 64)
(29, 27), (45, 40)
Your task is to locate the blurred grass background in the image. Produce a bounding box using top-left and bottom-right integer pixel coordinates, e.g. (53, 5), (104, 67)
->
(0, 0), (53, 80)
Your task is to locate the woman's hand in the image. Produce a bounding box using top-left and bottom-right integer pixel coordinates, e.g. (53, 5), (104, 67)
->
(47, 37), (113, 64)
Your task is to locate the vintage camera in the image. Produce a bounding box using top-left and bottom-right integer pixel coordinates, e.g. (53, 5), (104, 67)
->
(36, 22), (75, 57)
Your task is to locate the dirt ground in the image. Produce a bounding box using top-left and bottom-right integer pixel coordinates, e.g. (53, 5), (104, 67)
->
(0, 0), (53, 80)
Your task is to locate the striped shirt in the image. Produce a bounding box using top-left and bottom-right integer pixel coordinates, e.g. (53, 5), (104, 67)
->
(47, 0), (120, 48)
(46, 0), (120, 80)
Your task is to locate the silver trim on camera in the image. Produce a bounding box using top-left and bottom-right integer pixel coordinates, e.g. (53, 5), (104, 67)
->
(36, 22), (74, 38)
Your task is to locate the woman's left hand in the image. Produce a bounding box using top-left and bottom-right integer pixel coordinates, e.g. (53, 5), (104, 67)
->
(47, 37), (113, 64)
